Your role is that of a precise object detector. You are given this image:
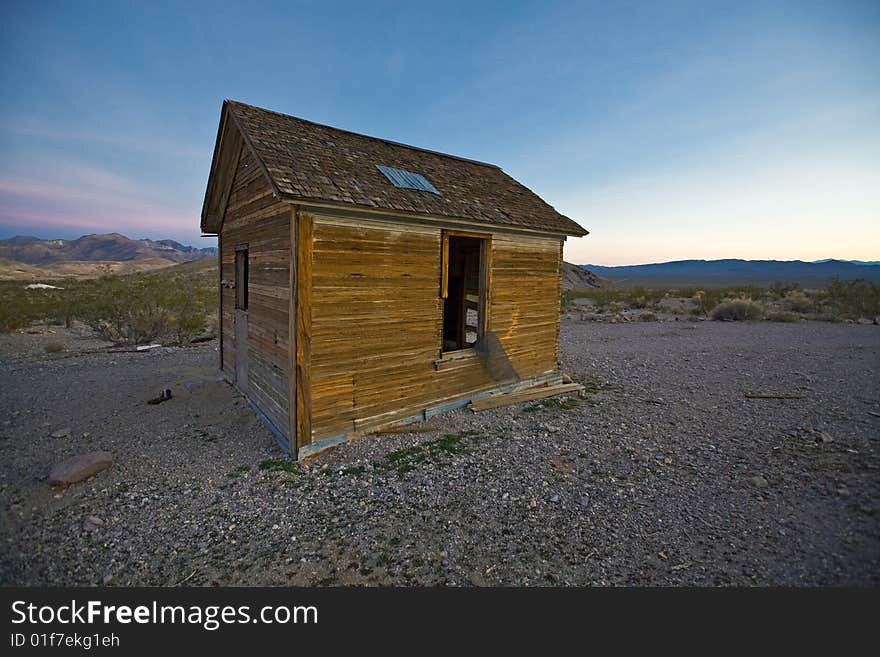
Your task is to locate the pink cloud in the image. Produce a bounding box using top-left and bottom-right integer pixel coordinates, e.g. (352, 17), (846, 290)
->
(0, 176), (148, 209)
(0, 166), (197, 236)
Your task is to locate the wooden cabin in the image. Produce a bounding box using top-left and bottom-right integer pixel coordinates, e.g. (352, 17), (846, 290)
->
(201, 100), (587, 459)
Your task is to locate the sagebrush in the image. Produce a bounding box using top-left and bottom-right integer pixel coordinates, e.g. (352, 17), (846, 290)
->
(710, 299), (764, 321)
(0, 266), (216, 344)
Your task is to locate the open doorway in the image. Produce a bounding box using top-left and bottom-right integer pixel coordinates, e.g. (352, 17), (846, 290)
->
(442, 233), (488, 352)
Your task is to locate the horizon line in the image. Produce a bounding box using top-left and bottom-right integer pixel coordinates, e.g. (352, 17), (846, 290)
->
(1, 230), (877, 265)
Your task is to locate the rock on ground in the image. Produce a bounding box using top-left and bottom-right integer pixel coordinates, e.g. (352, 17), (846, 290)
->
(48, 452), (113, 487)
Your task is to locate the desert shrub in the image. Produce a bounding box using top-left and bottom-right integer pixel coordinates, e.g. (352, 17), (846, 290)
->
(66, 269), (215, 345)
(710, 298), (764, 321)
(589, 288), (616, 311)
(692, 289), (723, 316)
(0, 282), (72, 332)
(75, 275), (166, 344)
(640, 312), (657, 321)
(44, 342), (65, 353)
(783, 290), (815, 314)
(0, 284), (33, 331)
(567, 281), (875, 322)
(765, 310), (800, 322)
(560, 290), (574, 310)
(819, 279), (880, 320)
(165, 281), (209, 345)
(690, 286), (766, 316)
(564, 286), (671, 312)
(768, 282), (800, 300)
(0, 263), (215, 345)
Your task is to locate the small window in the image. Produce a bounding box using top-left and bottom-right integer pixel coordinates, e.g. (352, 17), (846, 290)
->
(235, 248), (248, 310)
(441, 232), (489, 352)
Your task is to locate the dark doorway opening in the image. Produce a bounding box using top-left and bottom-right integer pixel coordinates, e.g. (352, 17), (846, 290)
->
(442, 235), (485, 351)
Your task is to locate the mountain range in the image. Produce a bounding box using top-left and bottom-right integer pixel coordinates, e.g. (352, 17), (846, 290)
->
(581, 259), (880, 287)
(2, 233), (876, 289)
(0, 233), (216, 265)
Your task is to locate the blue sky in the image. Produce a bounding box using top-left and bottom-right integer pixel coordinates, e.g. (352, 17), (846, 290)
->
(0, 0), (877, 264)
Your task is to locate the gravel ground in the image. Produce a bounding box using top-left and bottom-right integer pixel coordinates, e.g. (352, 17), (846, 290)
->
(1, 320), (878, 586)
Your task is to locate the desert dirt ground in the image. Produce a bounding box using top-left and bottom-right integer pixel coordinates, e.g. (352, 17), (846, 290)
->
(1, 319), (878, 586)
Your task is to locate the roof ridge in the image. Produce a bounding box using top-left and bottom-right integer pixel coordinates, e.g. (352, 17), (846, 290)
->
(226, 99), (501, 170)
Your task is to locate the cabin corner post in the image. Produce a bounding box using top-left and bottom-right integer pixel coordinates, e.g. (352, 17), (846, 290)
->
(295, 210), (314, 455)
(288, 205), (298, 458)
(555, 238), (564, 366)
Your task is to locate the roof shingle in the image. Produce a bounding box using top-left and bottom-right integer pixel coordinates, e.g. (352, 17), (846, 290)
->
(225, 100), (587, 236)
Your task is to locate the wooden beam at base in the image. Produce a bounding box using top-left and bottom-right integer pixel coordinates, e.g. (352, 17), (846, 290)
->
(468, 382), (584, 412)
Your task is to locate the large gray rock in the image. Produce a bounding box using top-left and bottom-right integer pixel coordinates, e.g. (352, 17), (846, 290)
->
(562, 262), (603, 290)
(49, 452), (113, 487)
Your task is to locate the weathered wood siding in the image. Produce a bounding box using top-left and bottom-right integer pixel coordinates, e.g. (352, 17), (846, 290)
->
(303, 211), (563, 446)
(219, 147), (292, 438)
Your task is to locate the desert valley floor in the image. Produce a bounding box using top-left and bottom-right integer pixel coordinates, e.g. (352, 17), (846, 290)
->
(1, 319), (878, 586)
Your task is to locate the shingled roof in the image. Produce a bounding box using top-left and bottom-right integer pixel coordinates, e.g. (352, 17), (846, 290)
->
(205, 100), (587, 237)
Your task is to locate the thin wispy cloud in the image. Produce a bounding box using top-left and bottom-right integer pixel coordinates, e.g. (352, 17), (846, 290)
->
(4, 119), (204, 162)
(0, 156), (196, 237)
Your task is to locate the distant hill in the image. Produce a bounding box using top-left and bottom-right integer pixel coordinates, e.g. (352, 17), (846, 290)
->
(0, 233), (216, 265)
(581, 259), (880, 288)
(0, 255), (192, 281)
(562, 262), (602, 289)
(813, 259), (880, 266)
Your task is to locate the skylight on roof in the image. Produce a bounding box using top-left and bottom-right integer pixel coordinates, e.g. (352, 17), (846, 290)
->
(376, 165), (441, 195)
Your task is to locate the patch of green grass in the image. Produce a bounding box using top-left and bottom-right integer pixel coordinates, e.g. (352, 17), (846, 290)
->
(523, 397), (580, 413)
(258, 458), (300, 474)
(580, 379), (612, 395)
(339, 465), (366, 477)
(373, 432), (476, 476)
(228, 464), (253, 478)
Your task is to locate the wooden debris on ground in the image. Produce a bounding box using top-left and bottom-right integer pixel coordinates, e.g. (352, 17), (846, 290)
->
(468, 382), (584, 412)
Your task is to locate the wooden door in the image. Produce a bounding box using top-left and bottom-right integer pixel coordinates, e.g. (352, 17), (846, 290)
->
(234, 247), (249, 392)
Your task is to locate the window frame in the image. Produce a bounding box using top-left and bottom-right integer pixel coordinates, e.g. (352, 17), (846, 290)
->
(440, 229), (491, 354)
